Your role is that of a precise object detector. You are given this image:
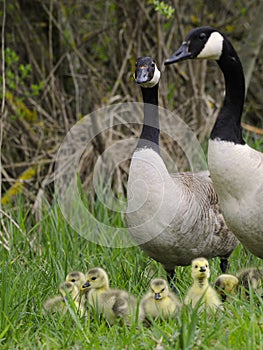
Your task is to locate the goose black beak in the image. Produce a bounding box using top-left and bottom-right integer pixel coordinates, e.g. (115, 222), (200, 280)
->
(82, 281), (90, 289)
(164, 43), (192, 65)
(135, 67), (150, 84)
(154, 293), (161, 300)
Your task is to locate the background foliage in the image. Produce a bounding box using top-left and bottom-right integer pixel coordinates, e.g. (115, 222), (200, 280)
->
(1, 0), (263, 207)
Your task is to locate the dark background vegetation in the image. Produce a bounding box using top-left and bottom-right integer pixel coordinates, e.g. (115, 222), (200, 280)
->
(1, 0), (263, 210)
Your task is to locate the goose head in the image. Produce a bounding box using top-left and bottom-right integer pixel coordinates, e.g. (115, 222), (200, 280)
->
(134, 56), (161, 88)
(164, 26), (225, 65)
(150, 278), (169, 300)
(81, 267), (109, 291)
(191, 257), (210, 280)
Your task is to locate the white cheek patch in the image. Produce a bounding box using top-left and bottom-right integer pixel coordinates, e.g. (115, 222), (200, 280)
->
(140, 65), (161, 88)
(197, 32), (224, 60)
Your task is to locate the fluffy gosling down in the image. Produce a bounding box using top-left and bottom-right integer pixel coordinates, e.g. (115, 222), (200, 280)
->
(185, 257), (222, 312)
(214, 274), (239, 302)
(82, 267), (143, 325)
(44, 281), (85, 316)
(215, 268), (263, 300)
(140, 278), (182, 321)
(237, 267), (263, 293)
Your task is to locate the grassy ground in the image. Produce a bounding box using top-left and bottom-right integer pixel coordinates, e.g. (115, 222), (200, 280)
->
(0, 130), (262, 349)
(0, 195), (262, 350)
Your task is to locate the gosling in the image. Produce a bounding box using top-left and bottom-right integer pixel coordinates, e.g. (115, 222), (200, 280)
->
(140, 278), (181, 321)
(237, 267), (263, 294)
(214, 274), (239, 301)
(44, 281), (85, 316)
(185, 257), (222, 312)
(82, 267), (143, 325)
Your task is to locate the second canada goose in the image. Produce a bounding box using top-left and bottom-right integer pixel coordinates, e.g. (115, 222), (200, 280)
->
(184, 257), (223, 312)
(140, 278), (182, 320)
(214, 274), (239, 301)
(164, 26), (263, 259)
(127, 56), (239, 289)
(82, 267), (143, 325)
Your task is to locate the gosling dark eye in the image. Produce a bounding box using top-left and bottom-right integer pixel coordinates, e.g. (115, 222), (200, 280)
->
(199, 32), (206, 40)
(71, 279), (76, 282)
(161, 288), (165, 293)
(195, 265), (198, 268)
(91, 277), (96, 281)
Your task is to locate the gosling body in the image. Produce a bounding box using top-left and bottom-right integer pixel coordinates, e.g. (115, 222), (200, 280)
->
(140, 278), (181, 320)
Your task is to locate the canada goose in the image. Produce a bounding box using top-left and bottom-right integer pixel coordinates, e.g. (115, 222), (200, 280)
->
(44, 281), (85, 316)
(184, 257), (222, 312)
(127, 56), (238, 289)
(140, 278), (181, 320)
(214, 274), (239, 301)
(165, 26), (263, 259)
(81, 267), (143, 325)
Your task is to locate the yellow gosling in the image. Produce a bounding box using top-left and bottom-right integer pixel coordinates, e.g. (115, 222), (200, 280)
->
(140, 278), (181, 320)
(185, 257), (223, 312)
(82, 267), (143, 325)
(214, 274), (239, 301)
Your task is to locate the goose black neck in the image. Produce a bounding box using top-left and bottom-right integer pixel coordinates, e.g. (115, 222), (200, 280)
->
(137, 84), (160, 154)
(210, 38), (245, 144)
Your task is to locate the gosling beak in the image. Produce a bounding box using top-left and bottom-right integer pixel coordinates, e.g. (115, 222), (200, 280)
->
(164, 42), (192, 65)
(82, 281), (91, 289)
(154, 293), (161, 300)
(221, 294), (227, 302)
(200, 266), (206, 272)
(135, 67), (150, 84)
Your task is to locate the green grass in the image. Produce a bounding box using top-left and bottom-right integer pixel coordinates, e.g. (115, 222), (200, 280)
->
(0, 197), (262, 350)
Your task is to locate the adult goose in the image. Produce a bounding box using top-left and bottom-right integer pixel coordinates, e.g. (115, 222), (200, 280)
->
(126, 56), (239, 288)
(164, 26), (263, 259)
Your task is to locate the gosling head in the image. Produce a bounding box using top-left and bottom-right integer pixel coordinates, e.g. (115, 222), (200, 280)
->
(191, 257), (210, 280)
(134, 56), (161, 88)
(59, 281), (79, 299)
(165, 26), (226, 65)
(66, 271), (86, 288)
(81, 267), (109, 291)
(150, 278), (169, 301)
(214, 274), (239, 301)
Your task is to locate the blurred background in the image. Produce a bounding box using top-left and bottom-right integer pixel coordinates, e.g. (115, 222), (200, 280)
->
(1, 0), (263, 212)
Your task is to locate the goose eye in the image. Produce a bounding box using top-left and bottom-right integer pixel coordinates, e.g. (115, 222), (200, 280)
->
(71, 279), (76, 282)
(199, 32), (206, 40)
(151, 63), (155, 68)
(195, 265), (198, 268)
(161, 288), (165, 292)
(91, 276), (96, 281)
